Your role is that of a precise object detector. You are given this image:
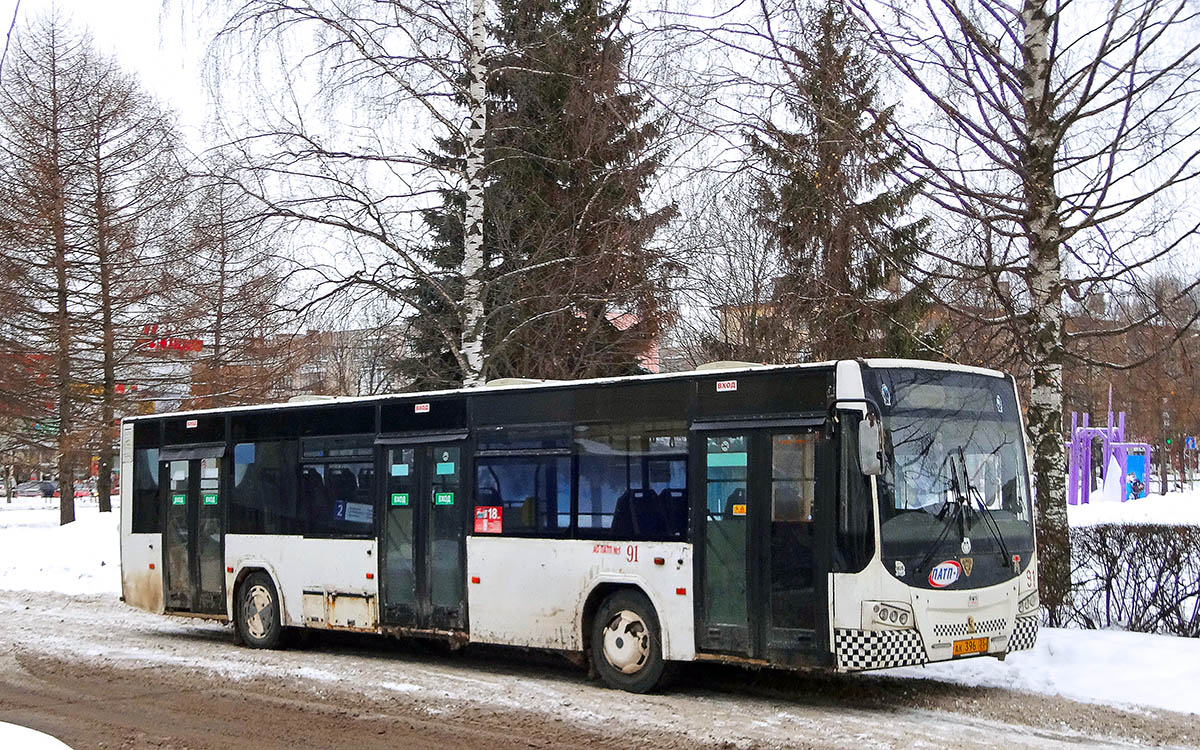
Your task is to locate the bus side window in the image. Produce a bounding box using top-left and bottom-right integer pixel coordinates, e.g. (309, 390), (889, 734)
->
(131, 447), (160, 533)
(474, 456), (570, 537)
(231, 441), (300, 535)
(576, 425), (687, 541)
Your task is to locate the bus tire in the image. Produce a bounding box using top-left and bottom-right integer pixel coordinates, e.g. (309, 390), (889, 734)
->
(590, 589), (669, 693)
(236, 572), (283, 649)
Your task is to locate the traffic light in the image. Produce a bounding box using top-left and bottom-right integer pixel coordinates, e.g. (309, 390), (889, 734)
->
(1167, 437), (1173, 445)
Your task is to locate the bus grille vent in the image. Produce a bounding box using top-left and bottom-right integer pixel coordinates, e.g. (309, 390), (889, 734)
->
(933, 618), (1007, 638)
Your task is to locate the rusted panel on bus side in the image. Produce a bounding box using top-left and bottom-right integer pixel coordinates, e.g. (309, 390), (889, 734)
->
(122, 568), (163, 614)
(303, 590), (379, 632)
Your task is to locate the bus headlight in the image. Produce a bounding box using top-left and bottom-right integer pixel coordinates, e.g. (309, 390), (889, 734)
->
(863, 601), (914, 629)
(1018, 591), (1039, 615)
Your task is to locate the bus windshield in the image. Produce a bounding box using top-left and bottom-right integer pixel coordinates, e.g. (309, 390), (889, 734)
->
(870, 368), (1034, 573)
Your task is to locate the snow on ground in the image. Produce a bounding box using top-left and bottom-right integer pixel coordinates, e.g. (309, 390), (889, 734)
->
(0, 497), (120, 596)
(2, 493), (1199, 716)
(1068, 487), (1200, 526)
(884, 626), (1200, 715)
(0, 722), (73, 749)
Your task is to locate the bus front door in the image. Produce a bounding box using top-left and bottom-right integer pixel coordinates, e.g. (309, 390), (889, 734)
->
(161, 456), (225, 614)
(379, 442), (467, 632)
(696, 428), (824, 659)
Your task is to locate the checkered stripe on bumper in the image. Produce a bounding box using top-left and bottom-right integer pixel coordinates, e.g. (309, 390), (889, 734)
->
(833, 628), (926, 671)
(1007, 615), (1039, 652)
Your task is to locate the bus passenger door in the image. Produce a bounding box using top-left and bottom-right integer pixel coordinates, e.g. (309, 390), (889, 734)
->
(696, 434), (752, 654)
(161, 454), (225, 614)
(379, 441), (467, 632)
(695, 428), (821, 658)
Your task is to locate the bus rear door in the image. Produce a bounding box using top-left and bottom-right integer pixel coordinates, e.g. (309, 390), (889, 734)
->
(378, 438), (468, 632)
(161, 446), (225, 615)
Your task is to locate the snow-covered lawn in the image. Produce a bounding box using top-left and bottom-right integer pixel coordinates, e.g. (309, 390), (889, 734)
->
(1, 493), (1197, 716)
(0, 497), (120, 596)
(884, 627), (1200, 715)
(1068, 487), (1200, 526)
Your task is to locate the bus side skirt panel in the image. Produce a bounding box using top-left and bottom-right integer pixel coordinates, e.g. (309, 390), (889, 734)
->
(466, 536), (695, 660)
(225, 535), (379, 629)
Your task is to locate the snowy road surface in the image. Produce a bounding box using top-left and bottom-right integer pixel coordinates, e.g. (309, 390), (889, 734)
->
(1, 591), (1196, 750)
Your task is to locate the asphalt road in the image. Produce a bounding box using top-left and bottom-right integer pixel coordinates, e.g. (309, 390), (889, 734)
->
(0, 590), (1195, 749)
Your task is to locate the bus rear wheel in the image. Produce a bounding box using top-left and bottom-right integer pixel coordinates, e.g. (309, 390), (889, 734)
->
(236, 572), (283, 649)
(590, 589), (669, 693)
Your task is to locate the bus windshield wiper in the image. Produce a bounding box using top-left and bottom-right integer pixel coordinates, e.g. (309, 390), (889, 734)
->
(955, 447), (1012, 566)
(914, 457), (967, 574)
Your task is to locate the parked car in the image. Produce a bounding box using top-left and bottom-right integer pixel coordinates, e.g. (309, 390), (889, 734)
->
(13, 480), (56, 498)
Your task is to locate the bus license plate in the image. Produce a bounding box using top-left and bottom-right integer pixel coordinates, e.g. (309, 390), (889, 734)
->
(952, 637), (989, 656)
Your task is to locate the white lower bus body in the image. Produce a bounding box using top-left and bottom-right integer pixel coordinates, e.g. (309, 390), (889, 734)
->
(122, 507), (1038, 673)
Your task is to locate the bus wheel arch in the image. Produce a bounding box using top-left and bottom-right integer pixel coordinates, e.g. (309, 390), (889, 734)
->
(234, 568), (284, 649)
(585, 585), (671, 693)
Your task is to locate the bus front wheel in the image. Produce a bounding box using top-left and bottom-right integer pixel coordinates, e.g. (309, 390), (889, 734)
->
(236, 572), (283, 649)
(590, 589), (669, 693)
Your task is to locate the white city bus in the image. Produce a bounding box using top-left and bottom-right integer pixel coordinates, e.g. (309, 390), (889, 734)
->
(119, 359), (1039, 692)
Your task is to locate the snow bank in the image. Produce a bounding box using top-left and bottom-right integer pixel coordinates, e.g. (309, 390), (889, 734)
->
(0, 722), (73, 749)
(1069, 488), (1200, 526)
(885, 626), (1200, 715)
(0, 499), (120, 596)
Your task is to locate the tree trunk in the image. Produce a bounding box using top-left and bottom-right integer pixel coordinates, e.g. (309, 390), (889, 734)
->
(96, 135), (114, 514)
(55, 230), (74, 526)
(1027, 267), (1069, 621)
(1022, 0), (1067, 620)
(459, 0), (487, 386)
(50, 44), (74, 527)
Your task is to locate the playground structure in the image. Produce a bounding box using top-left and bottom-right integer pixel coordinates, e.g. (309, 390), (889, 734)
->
(1067, 408), (1152, 504)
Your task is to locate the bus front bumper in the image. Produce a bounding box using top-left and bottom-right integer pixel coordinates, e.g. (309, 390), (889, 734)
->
(832, 614), (1039, 672)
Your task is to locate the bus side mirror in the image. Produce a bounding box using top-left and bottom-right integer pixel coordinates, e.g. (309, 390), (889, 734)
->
(859, 413), (884, 476)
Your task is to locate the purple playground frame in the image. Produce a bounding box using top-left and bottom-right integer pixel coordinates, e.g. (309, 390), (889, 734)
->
(1067, 408), (1152, 505)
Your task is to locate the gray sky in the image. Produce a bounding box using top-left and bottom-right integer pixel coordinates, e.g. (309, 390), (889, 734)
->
(3, 0), (210, 144)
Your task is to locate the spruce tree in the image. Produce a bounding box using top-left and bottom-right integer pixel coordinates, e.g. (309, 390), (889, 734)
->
(749, 0), (930, 361)
(403, 0), (676, 387)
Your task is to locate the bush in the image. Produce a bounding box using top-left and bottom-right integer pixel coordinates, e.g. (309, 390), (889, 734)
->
(1066, 524), (1200, 637)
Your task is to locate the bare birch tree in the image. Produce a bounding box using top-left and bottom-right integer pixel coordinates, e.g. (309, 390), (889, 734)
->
(846, 0), (1200, 617)
(191, 0), (493, 385)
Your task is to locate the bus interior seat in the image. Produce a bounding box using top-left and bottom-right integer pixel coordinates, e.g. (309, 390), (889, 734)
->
(723, 487), (746, 517)
(326, 467), (357, 500)
(610, 490), (635, 536)
(300, 467), (328, 526)
(519, 496), (538, 528)
(476, 487), (500, 507)
(631, 488), (667, 535)
(301, 467), (325, 499)
(658, 488), (688, 536)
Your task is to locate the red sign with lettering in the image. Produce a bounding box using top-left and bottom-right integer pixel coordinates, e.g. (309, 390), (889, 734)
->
(414, 403), (430, 414)
(716, 379), (737, 392)
(474, 506), (502, 534)
(135, 324), (202, 353)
